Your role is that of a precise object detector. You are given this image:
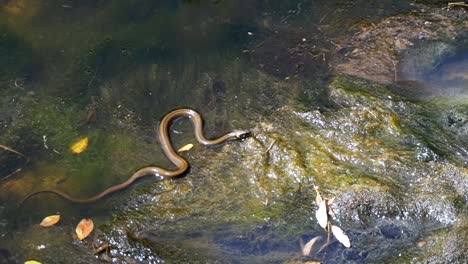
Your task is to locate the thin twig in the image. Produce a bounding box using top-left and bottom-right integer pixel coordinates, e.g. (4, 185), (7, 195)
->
(392, 59), (398, 82)
(0, 168), (22, 183)
(264, 139), (277, 154)
(0, 144), (25, 157)
(448, 2), (468, 8)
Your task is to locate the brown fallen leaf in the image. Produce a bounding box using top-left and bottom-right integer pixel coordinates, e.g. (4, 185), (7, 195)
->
(39, 215), (60, 227)
(177, 143), (194, 152)
(75, 218), (94, 240)
(70, 137), (89, 154)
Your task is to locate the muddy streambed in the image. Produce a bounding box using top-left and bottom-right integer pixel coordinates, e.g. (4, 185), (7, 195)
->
(1, 1), (467, 263)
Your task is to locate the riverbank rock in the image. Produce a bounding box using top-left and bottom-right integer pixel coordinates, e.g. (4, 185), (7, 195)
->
(332, 4), (468, 84)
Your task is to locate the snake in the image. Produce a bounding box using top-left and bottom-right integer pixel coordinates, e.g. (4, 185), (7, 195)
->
(20, 108), (250, 204)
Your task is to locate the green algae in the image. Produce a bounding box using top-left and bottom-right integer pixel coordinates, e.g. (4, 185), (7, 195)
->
(2, 67), (465, 263)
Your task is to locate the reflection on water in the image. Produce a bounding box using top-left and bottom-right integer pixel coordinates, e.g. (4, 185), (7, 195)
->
(427, 50), (468, 96)
(398, 46), (468, 99)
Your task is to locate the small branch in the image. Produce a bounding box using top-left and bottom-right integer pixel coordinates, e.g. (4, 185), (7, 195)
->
(448, 2), (468, 8)
(264, 139), (277, 154)
(0, 144), (25, 157)
(392, 59), (398, 82)
(0, 168), (22, 183)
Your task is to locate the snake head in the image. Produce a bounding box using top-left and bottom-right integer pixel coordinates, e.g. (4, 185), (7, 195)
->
(233, 130), (252, 140)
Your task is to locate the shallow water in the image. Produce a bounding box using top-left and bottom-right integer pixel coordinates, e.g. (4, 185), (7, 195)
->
(1, 1), (467, 263)
(399, 47), (468, 98)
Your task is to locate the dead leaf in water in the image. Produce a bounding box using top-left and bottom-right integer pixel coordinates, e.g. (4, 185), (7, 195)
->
(313, 185), (322, 205)
(302, 236), (320, 256)
(177, 143), (194, 152)
(70, 137), (89, 154)
(331, 225), (351, 248)
(315, 200), (328, 229)
(39, 215), (60, 227)
(75, 218), (94, 240)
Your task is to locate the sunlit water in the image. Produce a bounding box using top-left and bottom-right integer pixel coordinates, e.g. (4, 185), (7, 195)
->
(399, 48), (468, 98)
(426, 50), (468, 97)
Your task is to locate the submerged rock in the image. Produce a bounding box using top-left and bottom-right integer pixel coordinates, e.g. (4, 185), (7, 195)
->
(81, 75), (466, 263)
(332, 4), (468, 85)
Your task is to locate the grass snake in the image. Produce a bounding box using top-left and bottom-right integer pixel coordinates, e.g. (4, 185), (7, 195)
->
(20, 108), (250, 204)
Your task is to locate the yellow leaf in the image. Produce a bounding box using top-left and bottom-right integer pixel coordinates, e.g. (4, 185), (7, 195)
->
(70, 137), (89, 154)
(39, 215), (60, 227)
(177, 143), (194, 152)
(75, 218), (94, 240)
(25, 261), (42, 264)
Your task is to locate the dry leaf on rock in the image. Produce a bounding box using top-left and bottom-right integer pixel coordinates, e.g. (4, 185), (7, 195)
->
(316, 200), (328, 229)
(39, 215), (60, 227)
(177, 143), (194, 152)
(331, 225), (351, 248)
(75, 218), (94, 240)
(70, 137), (89, 154)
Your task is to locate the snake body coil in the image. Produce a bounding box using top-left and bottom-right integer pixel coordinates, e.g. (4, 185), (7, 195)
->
(21, 108), (250, 204)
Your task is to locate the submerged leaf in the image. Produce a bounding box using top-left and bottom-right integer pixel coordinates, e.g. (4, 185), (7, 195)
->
(24, 261), (42, 264)
(39, 215), (60, 227)
(177, 143), (194, 152)
(75, 218), (94, 240)
(316, 200), (328, 229)
(302, 236), (320, 256)
(70, 137), (89, 154)
(314, 185), (322, 205)
(331, 225), (351, 248)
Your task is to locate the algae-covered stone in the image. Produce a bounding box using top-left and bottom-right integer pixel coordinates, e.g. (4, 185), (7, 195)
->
(78, 74), (466, 263)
